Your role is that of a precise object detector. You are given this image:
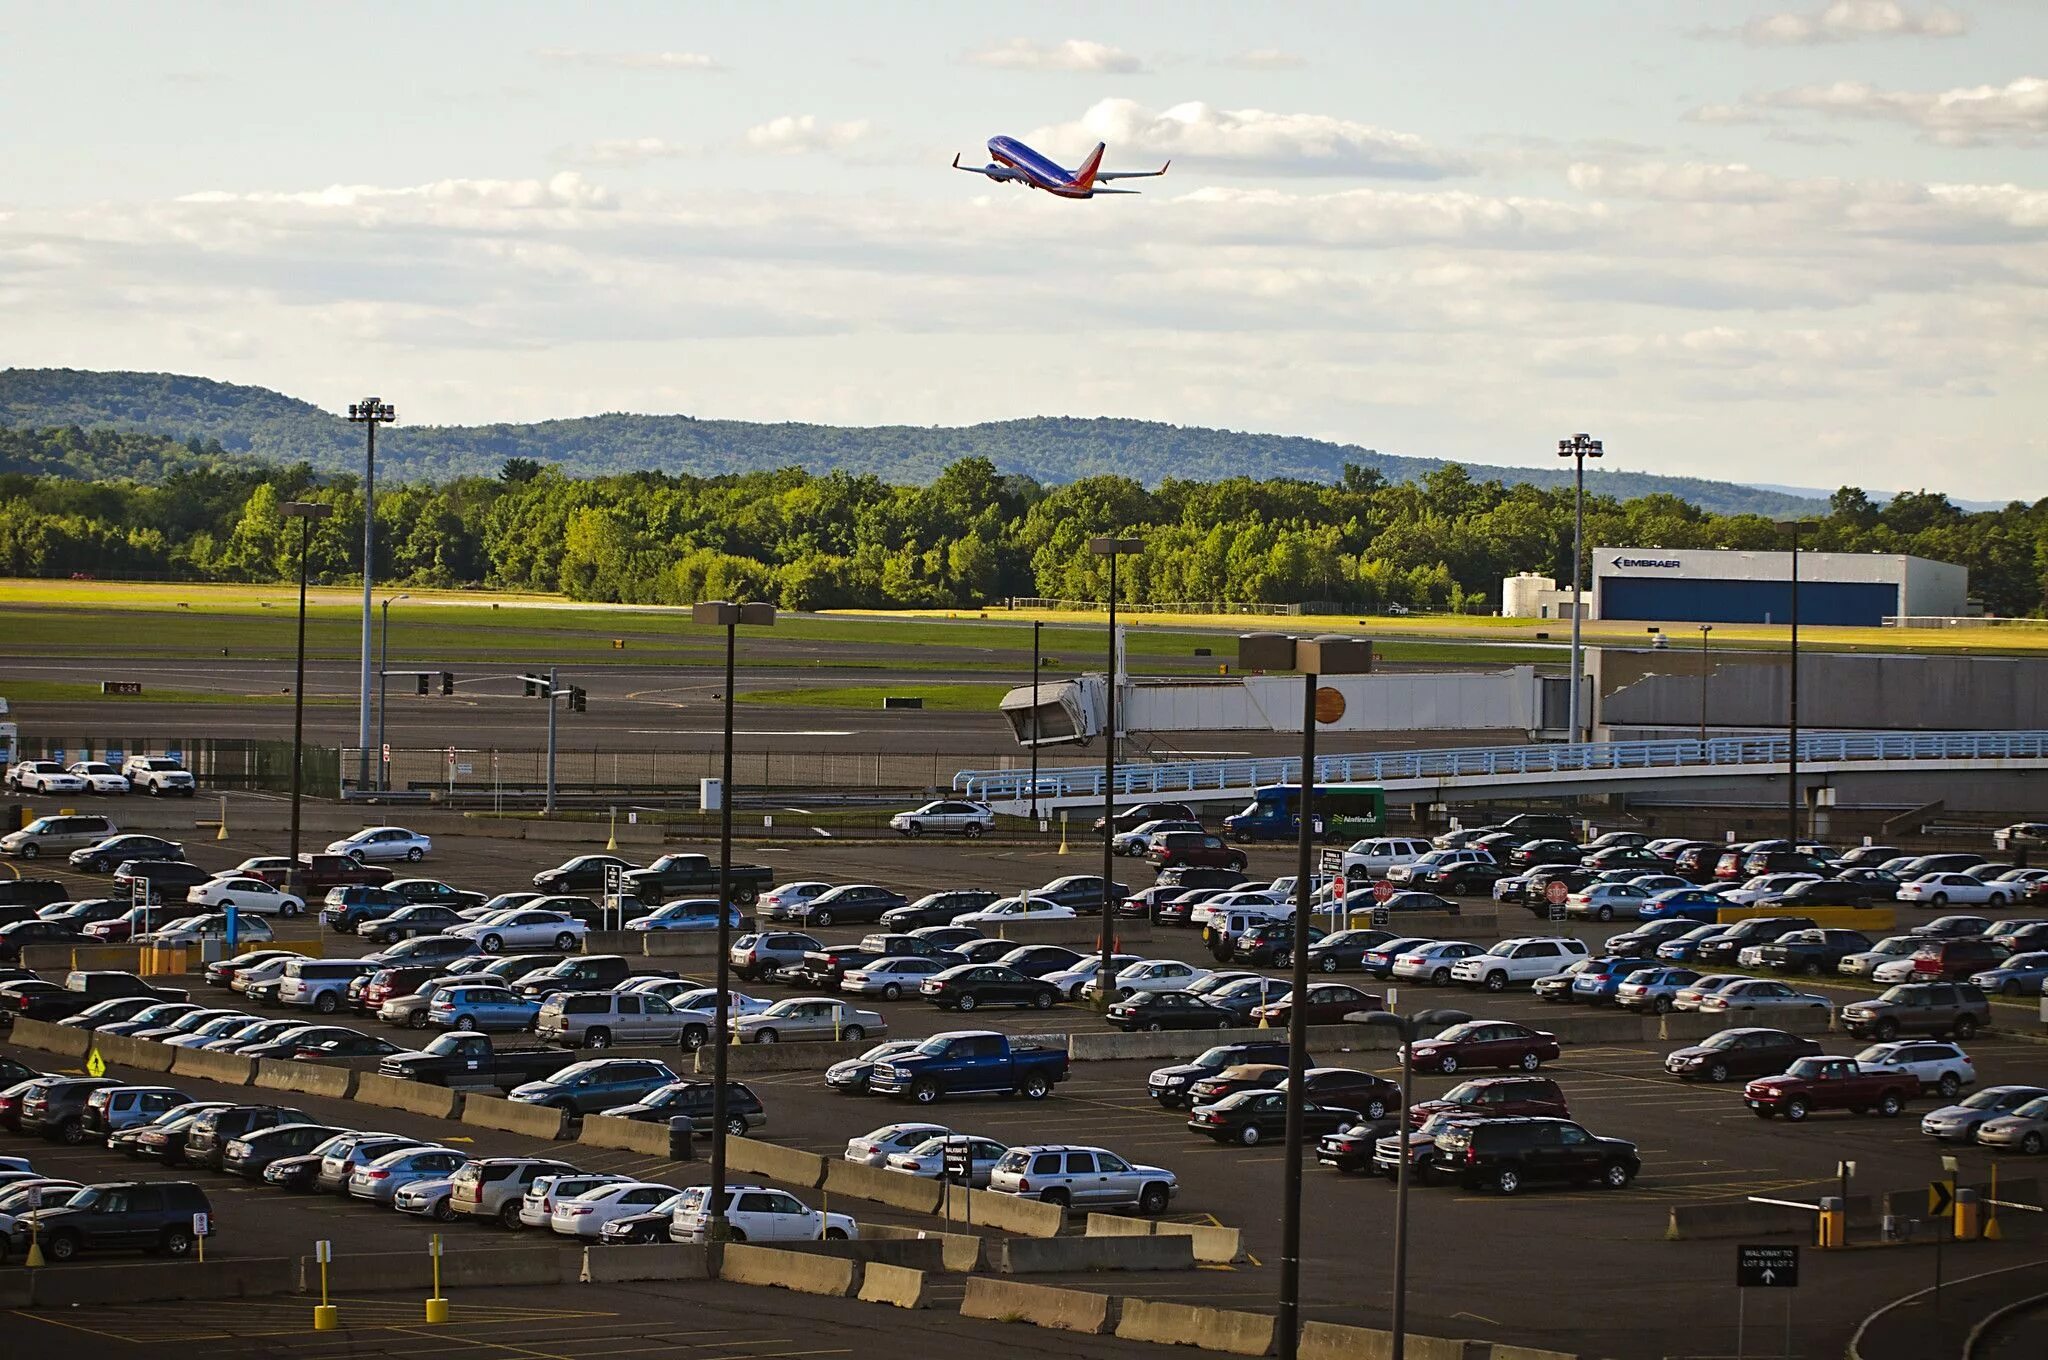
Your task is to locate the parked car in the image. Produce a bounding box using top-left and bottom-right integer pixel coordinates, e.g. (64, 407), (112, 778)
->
(449, 1156), (582, 1228)
(1744, 1055), (1917, 1121)
(517, 1173), (632, 1230)
(359, 905), (469, 945)
(1189, 1090), (1360, 1146)
(3, 814), (120, 860)
(530, 855), (640, 895)
(1045, 953), (1146, 1002)
(840, 956), (946, 1000)
(868, 1030), (1068, 1104)
(427, 985), (541, 1034)
(1921, 1085), (2048, 1143)
(1613, 966), (1702, 1014)
(1666, 1027), (1826, 1083)
(121, 756), (197, 797)
(1749, 929), (1874, 976)
(952, 896), (1077, 930)
(68, 834), (182, 874)
(1435, 1117), (1640, 1194)
(877, 892), (1000, 932)
(604, 1080), (765, 1136)
(1147, 1042), (1295, 1108)
(185, 1104), (314, 1170)
(326, 826), (432, 863)
(1899, 873), (2012, 907)
(917, 964), (1057, 1013)
(728, 930), (824, 982)
(1114, 819), (1202, 856)
(222, 1121), (348, 1179)
(1106, 990), (1239, 1032)
(1406, 1021), (1560, 1075)
(668, 1184), (858, 1243)
(1853, 1040), (1976, 1098)
(890, 800), (996, 837)
(1449, 938), (1588, 993)
(783, 884), (909, 928)
(3, 1180), (213, 1261)
(1249, 982), (1382, 1027)
(1407, 1075), (1568, 1126)
(623, 900), (742, 934)
(620, 853), (772, 907)
(536, 991), (711, 1050)
(1969, 951), (2048, 998)
(1695, 978), (1833, 1018)
(550, 1181), (680, 1239)
(884, 1134), (1009, 1186)
(507, 1058), (679, 1115)
(987, 1144), (1177, 1214)
(1839, 981), (1992, 1041)
(185, 876), (306, 918)
(843, 1121), (953, 1167)
(825, 1041), (921, 1095)
(1909, 937), (2011, 982)
(1146, 832), (1248, 872)
(731, 997), (887, 1044)
(80, 1085), (190, 1142)
(1565, 956), (1665, 1005)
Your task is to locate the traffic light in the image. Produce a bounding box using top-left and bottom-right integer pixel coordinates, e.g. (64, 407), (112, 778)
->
(440, 671), (455, 696)
(570, 686), (587, 713)
(415, 674), (430, 696)
(523, 676), (538, 698)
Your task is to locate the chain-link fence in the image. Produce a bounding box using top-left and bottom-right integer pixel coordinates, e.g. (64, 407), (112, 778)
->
(12, 735), (338, 795)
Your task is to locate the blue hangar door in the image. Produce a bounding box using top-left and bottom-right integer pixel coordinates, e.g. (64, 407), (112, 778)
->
(1602, 577), (1899, 626)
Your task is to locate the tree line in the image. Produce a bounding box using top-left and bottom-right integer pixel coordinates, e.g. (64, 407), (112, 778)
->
(2, 424), (2044, 616)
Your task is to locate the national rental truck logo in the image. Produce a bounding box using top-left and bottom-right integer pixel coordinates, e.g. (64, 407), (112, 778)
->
(1612, 556), (1682, 569)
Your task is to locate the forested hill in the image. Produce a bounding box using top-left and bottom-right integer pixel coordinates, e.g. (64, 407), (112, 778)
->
(0, 367), (1819, 515)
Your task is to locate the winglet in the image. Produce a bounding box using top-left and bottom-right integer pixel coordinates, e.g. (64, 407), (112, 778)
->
(1160, 160), (1171, 176)
(952, 153), (962, 169)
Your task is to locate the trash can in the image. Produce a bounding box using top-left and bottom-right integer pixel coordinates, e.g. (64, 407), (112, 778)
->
(4, 803), (25, 832)
(667, 1117), (696, 1161)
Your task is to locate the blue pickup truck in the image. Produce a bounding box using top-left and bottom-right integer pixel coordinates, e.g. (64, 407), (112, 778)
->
(868, 1030), (1070, 1105)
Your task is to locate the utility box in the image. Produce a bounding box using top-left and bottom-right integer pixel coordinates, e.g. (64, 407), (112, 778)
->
(699, 778), (723, 813)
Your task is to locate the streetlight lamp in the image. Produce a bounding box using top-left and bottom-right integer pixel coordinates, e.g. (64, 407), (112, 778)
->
(692, 598), (776, 1243)
(1697, 624), (1714, 746)
(1775, 520), (1808, 842)
(1556, 433), (1604, 743)
(280, 501), (333, 878)
(1089, 535), (1143, 1006)
(347, 396), (396, 792)
(377, 592), (411, 792)
(1237, 632), (1374, 1360)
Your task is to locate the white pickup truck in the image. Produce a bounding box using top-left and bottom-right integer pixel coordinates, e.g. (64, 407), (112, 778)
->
(121, 755), (197, 797)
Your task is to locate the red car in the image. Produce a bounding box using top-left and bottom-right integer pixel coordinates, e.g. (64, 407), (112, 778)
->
(1407, 1075), (1568, 1126)
(1406, 1021), (1561, 1075)
(1146, 833), (1248, 872)
(253, 853), (394, 893)
(1248, 983), (1383, 1027)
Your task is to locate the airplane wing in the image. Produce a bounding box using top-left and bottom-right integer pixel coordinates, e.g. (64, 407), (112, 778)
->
(952, 153), (1023, 181)
(1094, 160), (1170, 182)
(1088, 187), (1143, 195)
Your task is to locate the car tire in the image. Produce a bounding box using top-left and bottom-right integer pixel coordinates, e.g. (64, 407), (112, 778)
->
(1930, 893), (1947, 906)
(554, 933), (577, 952)
(1022, 1073), (1052, 1100)
(2003, 981), (2023, 998)
(906, 823), (923, 837)
(755, 1029), (777, 1044)
(911, 1080), (940, 1105)
(407, 847), (424, 862)
(1240, 1125), (1261, 1147)
(585, 1027), (612, 1049)
(18, 844), (36, 859)
(1276, 951), (1293, 969)
(842, 1024), (866, 1042)
(409, 1010), (430, 1029)
(1432, 967), (1451, 985)
(1495, 1168), (1522, 1195)
(432, 1198), (456, 1223)
(1138, 1183), (1171, 1215)
(965, 824), (984, 839)
(1988, 893), (2006, 906)
(1784, 1097), (1809, 1122)
(1596, 906), (1613, 922)
(1041, 1188), (1071, 1211)
(481, 934), (504, 953)
(1601, 1161), (1633, 1190)
(500, 1201), (524, 1229)
(1952, 1015), (1978, 1040)
(1144, 1020), (1164, 1032)
(47, 1231), (79, 1262)
(161, 1226), (194, 1256)
(1879, 1092), (1905, 1117)
(1518, 1052), (1542, 1072)
(1937, 1073), (1961, 1097)
(810, 910), (834, 928)
(1033, 990), (1055, 1010)
(956, 994), (978, 1012)
(726, 1116), (748, 1137)
(1437, 1054), (1459, 1075)
(454, 1015), (477, 1031)
(315, 992), (339, 1014)
(1319, 956), (1339, 974)
(1651, 996), (1672, 1015)
(1875, 1018), (1900, 1041)
(2021, 1132), (2044, 1155)
(1484, 972), (1507, 993)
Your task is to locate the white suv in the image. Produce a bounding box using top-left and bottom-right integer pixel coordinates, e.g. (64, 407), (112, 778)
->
(1340, 838), (1433, 880)
(121, 756), (197, 797)
(669, 1184), (857, 1243)
(1853, 1041), (1977, 1098)
(1450, 937), (1591, 993)
(889, 801), (996, 838)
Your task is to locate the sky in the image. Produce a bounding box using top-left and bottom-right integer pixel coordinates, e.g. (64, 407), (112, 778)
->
(2, 0), (2045, 499)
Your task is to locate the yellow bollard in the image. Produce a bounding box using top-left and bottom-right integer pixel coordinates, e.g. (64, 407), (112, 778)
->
(1954, 1187), (1982, 1241)
(1816, 1196), (1846, 1249)
(605, 807), (618, 852)
(216, 794), (230, 841)
(1985, 1164), (2003, 1240)
(1056, 814), (1069, 856)
(424, 1233), (448, 1323)
(24, 1205), (43, 1268)
(313, 1239), (337, 1330)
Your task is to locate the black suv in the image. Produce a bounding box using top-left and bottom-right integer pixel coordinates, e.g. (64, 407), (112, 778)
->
(17, 1076), (122, 1144)
(7, 1180), (214, 1261)
(184, 1104), (313, 1170)
(220, 1122), (347, 1179)
(1434, 1116), (1641, 1195)
(601, 1079), (765, 1135)
(1695, 917), (1818, 965)
(111, 859), (212, 898)
(1147, 1041), (1295, 1109)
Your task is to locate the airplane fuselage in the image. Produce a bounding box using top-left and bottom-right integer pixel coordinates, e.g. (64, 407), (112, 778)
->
(986, 136), (1095, 198)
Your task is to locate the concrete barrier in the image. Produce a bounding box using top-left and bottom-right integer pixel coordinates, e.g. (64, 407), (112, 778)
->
(170, 1045), (257, 1086)
(353, 1071), (464, 1120)
(461, 1093), (569, 1140)
(27, 1257), (296, 1305)
(7, 1016), (90, 1059)
(857, 1222), (982, 1272)
(642, 932), (722, 958)
(582, 931), (643, 956)
(990, 1234), (1193, 1274)
(20, 944), (142, 972)
(995, 917), (1153, 946)
(1116, 1298), (1276, 1355)
(1298, 1322), (1490, 1360)
(1086, 1212), (1243, 1263)
(1487, 1345), (1581, 1360)
(578, 1244), (713, 1284)
(788, 1237), (947, 1271)
(306, 1246), (582, 1293)
(824, 1157), (944, 1214)
(694, 1040), (874, 1074)
(942, 1183), (1066, 1238)
(718, 1242), (858, 1297)
(252, 1058), (355, 1100)
(89, 1031), (175, 1073)
(1666, 1195), (1874, 1240)
(1380, 910), (1492, 941)
(959, 1277), (1115, 1334)
(857, 1261), (931, 1309)
(726, 1136), (827, 1189)
(1543, 1013), (1654, 1046)
(578, 1112), (676, 1157)
(1069, 1021), (1398, 1063)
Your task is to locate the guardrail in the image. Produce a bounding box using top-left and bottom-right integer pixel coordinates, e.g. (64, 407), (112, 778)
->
(954, 730), (2048, 803)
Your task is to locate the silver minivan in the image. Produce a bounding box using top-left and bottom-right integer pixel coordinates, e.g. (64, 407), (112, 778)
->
(535, 990), (712, 1050)
(2, 813), (119, 859)
(987, 1143), (1178, 1215)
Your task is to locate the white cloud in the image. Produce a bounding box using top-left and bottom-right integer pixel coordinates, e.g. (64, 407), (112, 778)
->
(1700, 2), (1967, 45)
(1222, 48), (1307, 70)
(740, 115), (873, 155)
(536, 48), (723, 71)
(1751, 77), (2048, 146)
(1566, 161), (1786, 203)
(572, 138), (694, 165)
(1028, 99), (1473, 178)
(965, 38), (1145, 73)
(176, 171), (614, 213)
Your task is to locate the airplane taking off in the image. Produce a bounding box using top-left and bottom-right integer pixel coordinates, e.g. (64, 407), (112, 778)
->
(952, 136), (1169, 198)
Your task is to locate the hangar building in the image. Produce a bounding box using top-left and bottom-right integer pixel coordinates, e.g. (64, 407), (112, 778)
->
(1590, 547), (1965, 627)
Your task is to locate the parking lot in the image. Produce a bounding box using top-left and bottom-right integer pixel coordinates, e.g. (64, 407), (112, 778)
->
(7, 808), (2048, 1357)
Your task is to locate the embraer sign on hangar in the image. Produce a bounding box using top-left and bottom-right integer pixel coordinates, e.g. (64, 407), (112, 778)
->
(1611, 556), (1683, 569)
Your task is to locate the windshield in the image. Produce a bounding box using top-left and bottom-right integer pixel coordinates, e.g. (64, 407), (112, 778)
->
(914, 1036), (955, 1056)
(2014, 1097), (2048, 1119)
(1432, 1023), (1480, 1042)
(1961, 1088), (2023, 1110)
(1785, 1058), (1829, 1079)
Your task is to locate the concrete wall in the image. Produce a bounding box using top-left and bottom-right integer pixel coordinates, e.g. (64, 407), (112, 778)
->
(959, 1277), (1116, 1334)
(1598, 651), (2048, 733)
(1116, 1298), (1277, 1355)
(1124, 669), (1542, 736)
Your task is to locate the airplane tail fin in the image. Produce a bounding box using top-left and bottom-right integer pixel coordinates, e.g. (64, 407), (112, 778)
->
(1072, 142), (1106, 189)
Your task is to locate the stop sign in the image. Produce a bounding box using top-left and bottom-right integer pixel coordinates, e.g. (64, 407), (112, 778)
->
(1331, 876), (1347, 900)
(1373, 880), (1394, 903)
(1545, 879), (1570, 906)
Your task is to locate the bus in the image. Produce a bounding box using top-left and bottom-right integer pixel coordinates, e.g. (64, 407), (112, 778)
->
(1223, 783), (1386, 843)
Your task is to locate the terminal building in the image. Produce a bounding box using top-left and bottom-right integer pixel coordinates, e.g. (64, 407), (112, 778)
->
(1502, 549), (1967, 627)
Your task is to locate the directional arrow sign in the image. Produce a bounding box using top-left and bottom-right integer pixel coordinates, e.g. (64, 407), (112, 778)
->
(1929, 1180), (1954, 1216)
(1737, 1244), (1799, 1288)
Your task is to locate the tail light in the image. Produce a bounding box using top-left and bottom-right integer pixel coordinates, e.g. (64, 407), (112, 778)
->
(1465, 1146), (1479, 1164)
(1016, 1178), (1030, 1192)
(367, 1169), (390, 1180)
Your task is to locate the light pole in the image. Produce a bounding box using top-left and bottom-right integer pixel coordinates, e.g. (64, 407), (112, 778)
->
(1090, 535), (1143, 1006)
(280, 501), (333, 878)
(1029, 618), (1042, 824)
(377, 592), (411, 792)
(1239, 632), (1373, 1360)
(1390, 1010), (1419, 1360)
(347, 396), (395, 792)
(1776, 520), (1806, 842)
(693, 599), (776, 1243)
(1557, 433), (1604, 743)
(1697, 624), (1713, 746)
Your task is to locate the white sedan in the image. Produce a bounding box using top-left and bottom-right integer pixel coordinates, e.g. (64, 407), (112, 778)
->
(1722, 873), (1822, 906)
(1854, 1040), (1977, 1098)
(65, 761), (131, 794)
(9, 762), (86, 794)
(1391, 941), (1487, 984)
(549, 1181), (679, 1238)
(1101, 958), (1212, 1001)
(623, 981), (773, 1019)
(1188, 890), (1288, 929)
(187, 876), (308, 918)
(1044, 954), (1145, 1001)
(326, 826), (432, 863)
(1871, 956), (1925, 984)
(953, 896), (1076, 929)
(452, 910), (589, 953)
(844, 1122), (952, 1167)
(1899, 874), (2012, 907)
(1695, 978), (1831, 1016)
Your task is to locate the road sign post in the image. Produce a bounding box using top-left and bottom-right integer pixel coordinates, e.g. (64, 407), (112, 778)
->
(1545, 878), (1569, 922)
(193, 1211), (208, 1263)
(1371, 878), (1393, 928)
(313, 1238), (337, 1330)
(1736, 1244), (1799, 1359)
